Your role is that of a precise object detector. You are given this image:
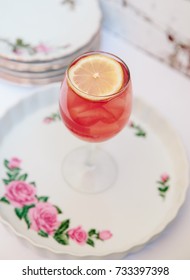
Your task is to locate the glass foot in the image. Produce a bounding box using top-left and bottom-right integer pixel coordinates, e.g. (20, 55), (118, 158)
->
(61, 146), (117, 194)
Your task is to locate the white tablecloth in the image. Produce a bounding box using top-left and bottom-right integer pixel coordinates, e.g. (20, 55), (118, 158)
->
(0, 30), (190, 260)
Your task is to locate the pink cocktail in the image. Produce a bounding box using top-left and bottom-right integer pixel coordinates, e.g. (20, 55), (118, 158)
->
(59, 51), (132, 193)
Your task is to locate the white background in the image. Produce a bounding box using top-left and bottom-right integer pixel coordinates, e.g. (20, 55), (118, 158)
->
(0, 260), (190, 279)
(0, 30), (190, 259)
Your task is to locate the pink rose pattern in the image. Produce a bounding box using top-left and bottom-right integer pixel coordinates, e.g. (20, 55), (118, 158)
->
(29, 202), (60, 235)
(13, 49), (23, 55)
(8, 157), (21, 169)
(157, 173), (170, 198)
(43, 113), (61, 124)
(43, 117), (53, 124)
(99, 230), (113, 241)
(35, 43), (52, 54)
(1, 38), (70, 56)
(0, 158), (112, 247)
(161, 173), (169, 183)
(5, 181), (37, 208)
(68, 226), (88, 245)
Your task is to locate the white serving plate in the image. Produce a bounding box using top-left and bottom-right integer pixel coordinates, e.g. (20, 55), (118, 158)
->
(0, 0), (102, 62)
(0, 85), (189, 259)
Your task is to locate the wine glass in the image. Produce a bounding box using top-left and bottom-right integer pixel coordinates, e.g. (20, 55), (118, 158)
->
(59, 51), (132, 193)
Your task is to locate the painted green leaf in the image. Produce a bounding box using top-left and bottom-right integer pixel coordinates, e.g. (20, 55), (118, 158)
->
(0, 197), (10, 204)
(12, 167), (21, 172)
(4, 159), (10, 170)
(15, 204), (34, 222)
(3, 179), (10, 185)
(12, 170), (20, 178)
(15, 38), (29, 48)
(54, 205), (62, 214)
(54, 219), (70, 236)
(56, 114), (61, 120)
(24, 214), (31, 229)
(136, 131), (146, 137)
(54, 234), (69, 245)
(23, 205), (35, 219)
(46, 112), (61, 122)
(26, 204), (35, 209)
(6, 172), (12, 179)
(18, 173), (28, 181)
(30, 181), (36, 187)
(22, 206), (34, 228)
(130, 123), (147, 137)
(7, 170), (20, 181)
(158, 186), (169, 193)
(38, 230), (48, 238)
(16, 38), (23, 46)
(15, 208), (24, 219)
(157, 181), (165, 185)
(38, 196), (49, 202)
(87, 238), (95, 247)
(88, 229), (96, 237)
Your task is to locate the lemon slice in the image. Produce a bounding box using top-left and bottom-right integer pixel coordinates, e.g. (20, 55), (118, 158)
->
(68, 54), (124, 101)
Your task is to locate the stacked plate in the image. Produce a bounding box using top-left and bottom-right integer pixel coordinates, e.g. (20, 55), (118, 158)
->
(0, 0), (102, 85)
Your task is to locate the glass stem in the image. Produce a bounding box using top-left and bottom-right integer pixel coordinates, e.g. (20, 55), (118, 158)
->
(85, 143), (97, 168)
